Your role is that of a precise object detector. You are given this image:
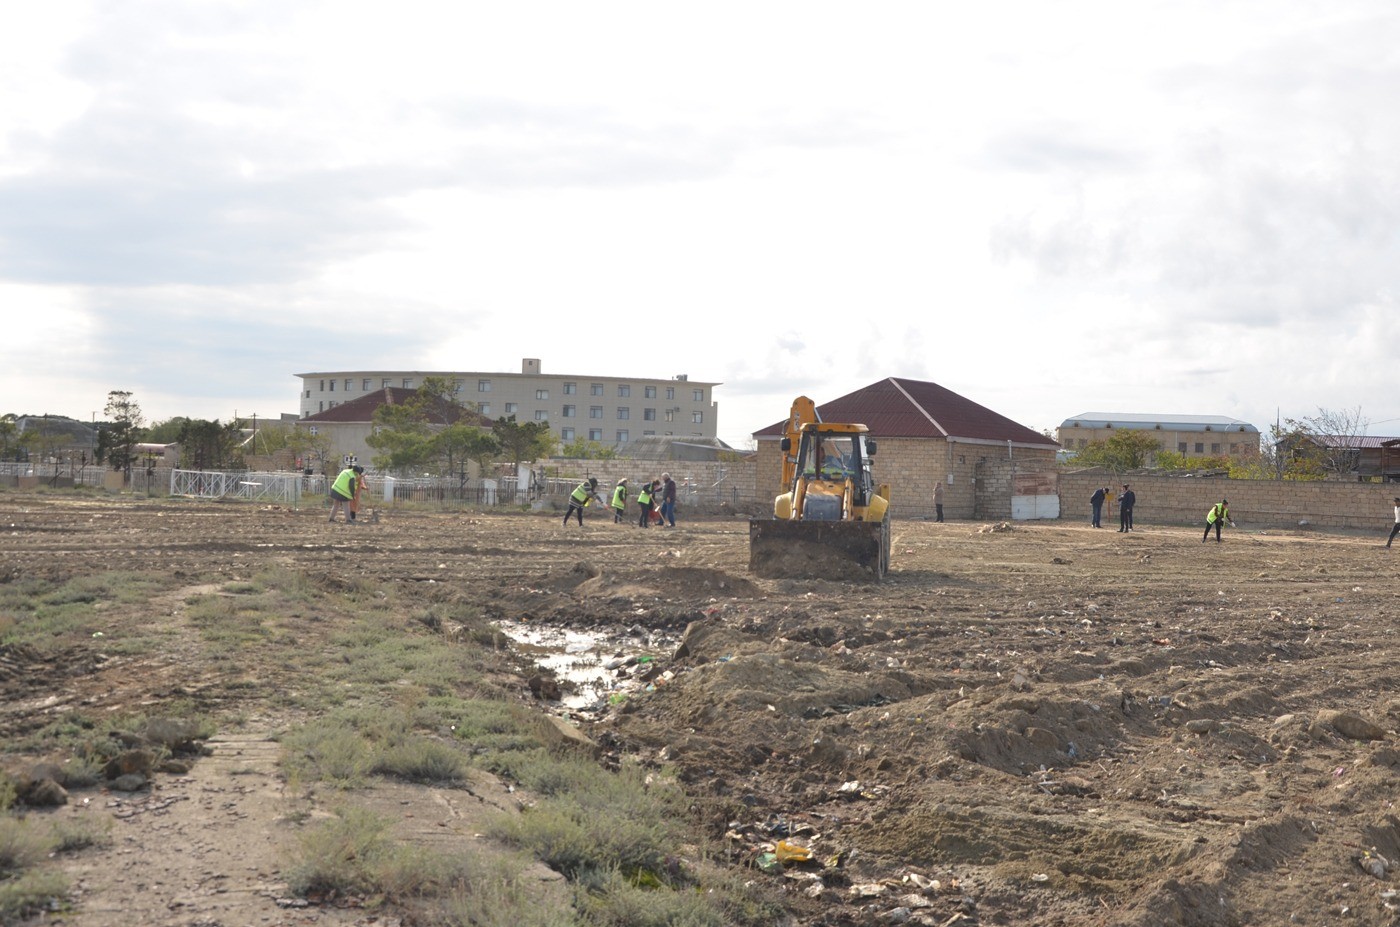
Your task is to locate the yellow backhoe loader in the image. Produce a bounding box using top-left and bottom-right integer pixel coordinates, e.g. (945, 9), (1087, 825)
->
(749, 396), (892, 579)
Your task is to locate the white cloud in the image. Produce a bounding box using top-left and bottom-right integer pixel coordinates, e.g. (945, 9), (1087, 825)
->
(3, 0), (1400, 447)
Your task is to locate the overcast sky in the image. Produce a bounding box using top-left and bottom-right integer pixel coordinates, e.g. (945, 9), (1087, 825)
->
(4, 1), (1399, 447)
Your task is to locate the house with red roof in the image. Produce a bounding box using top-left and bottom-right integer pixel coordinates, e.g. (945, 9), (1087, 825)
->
(295, 387), (493, 472)
(752, 378), (1060, 520)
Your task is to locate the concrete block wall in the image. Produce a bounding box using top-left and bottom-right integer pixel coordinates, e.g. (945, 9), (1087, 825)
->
(1059, 469), (1400, 532)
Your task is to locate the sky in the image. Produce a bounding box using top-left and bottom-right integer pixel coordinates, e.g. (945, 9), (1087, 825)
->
(4, 0), (1400, 448)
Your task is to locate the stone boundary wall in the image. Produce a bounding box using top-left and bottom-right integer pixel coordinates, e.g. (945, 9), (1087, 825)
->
(1059, 469), (1399, 532)
(540, 458), (757, 512)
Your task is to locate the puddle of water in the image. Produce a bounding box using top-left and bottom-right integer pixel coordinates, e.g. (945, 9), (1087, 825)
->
(498, 620), (678, 713)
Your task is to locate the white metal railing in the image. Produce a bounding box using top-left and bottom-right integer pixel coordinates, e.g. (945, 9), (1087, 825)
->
(170, 469), (305, 505)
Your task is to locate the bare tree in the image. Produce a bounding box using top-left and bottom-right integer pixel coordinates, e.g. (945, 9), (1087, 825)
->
(1282, 406), (1370, 477)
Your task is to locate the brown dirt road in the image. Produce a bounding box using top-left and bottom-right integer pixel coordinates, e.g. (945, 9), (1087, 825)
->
(5, 493), (1400, 926)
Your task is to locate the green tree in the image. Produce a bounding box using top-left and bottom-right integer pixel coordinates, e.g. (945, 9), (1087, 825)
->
(433, 423), (501, 481)
(100, 391), (146, 472)
(1072, 429), (1161, 472)
(0, 414), (18, 461)
(493, 416), (556, 467)
(366, 376), (497, 475)
(176, 419), (245, 470)
(561, 437), (619, 459)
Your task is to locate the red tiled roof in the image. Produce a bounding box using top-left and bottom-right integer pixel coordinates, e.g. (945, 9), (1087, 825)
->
(753, 377), (1058, 448)
(300, 388), (493, 427)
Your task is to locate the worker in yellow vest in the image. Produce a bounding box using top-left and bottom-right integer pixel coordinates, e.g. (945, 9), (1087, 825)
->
(611, 478), (629, 523)
(564, 477), (604, 527)
(1203, 499), (1234, 543)
(636, 479), (659, 528)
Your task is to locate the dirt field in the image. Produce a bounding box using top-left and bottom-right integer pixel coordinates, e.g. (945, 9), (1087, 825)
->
(5, 492), (1400, 926)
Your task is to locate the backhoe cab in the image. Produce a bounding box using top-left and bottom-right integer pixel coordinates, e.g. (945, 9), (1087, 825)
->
(749, 396), (892, 579)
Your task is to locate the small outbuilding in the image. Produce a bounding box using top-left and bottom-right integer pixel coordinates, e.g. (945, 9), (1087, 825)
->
(753, 377), (1060, 520)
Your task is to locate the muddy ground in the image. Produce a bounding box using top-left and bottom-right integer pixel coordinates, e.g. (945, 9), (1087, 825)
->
(5, 492), (1400, 926)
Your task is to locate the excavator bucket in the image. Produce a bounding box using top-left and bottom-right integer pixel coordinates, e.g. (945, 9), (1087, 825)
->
(748, 517), (890, 581)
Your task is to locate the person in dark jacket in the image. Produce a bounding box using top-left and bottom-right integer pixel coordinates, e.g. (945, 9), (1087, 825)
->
(1090, 486), (1106, 528)
(660, 473), (677, 527)
(1118, 484), (1136, 532)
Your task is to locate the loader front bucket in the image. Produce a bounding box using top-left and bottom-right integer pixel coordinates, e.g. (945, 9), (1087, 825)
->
(748, 517), (890, 581)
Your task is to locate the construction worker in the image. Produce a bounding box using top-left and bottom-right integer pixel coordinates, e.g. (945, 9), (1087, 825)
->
(1203, 499), (1234, 543)
(611, 478), (629, 523)
(328, 465), (357, 523)
(636, 479), (659, 528)
(563, 477), (604, 527)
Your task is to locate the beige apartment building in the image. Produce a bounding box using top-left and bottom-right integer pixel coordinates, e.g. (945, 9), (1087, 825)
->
(296, 358), (719, 446)
(1057, 412), (1261, 462)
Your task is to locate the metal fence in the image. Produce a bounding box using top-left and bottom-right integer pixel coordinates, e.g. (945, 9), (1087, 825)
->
(0, 462), (757, 512)
(170, 469), (306, 505)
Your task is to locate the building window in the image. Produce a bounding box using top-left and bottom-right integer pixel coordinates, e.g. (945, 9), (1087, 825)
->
(589, 406), (603, 419)
(1229, 443), (1240, 455)
(591, 383), (604, 396)
(328, 401), (337, 408)
(344, 378), (353, 391)
(666, 387), (675, 400)
(478, 403), (491, 415)
(692, 388), (704, 402)
(562, 405), (576, 418)
(692, 411), (704, 424)
(644, 386), (656, 399)
(617, 407), (630, 420)
(479, 379), (491, 392)
(617, 430), (629, 443)
(319, 379), (325, 391)
(643, 430), (654, 436)
(563, 382), (577, 395)
(328, 380), (335, 391)
(452, 379), (462, 393)
(319, 401), (324, 412)
(618, 384), (631, 397)
(1195, 442), (1204, 454)
(561, 427), (575, 441)
(665, 410), (675, 422)
(643, 408), (656, 421)
(535, 410), (549, 421)
(1178, 442), (1187, 454)
(588, 428), (602, 441)
(304, 390), (310, 398)
(382, 378), (391, 388)
(504, 402), (518, 415)
(536, 389), (549, 400)
(402, 378), (413, 388)
(1211, 443), (1221, 455)
(362, 378), (372, 391)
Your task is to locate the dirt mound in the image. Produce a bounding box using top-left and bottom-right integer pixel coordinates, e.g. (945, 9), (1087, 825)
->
(576, 565), (762, 600)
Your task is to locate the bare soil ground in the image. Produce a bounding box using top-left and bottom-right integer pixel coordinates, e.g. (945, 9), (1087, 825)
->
(6, 493), (1400, 926)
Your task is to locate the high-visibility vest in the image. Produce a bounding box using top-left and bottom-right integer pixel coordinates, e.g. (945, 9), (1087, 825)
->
(571, 482), (593, 504)
(1206, 503), (1228, 524)
(332, 469), (356, 497)
(612, 485), (628, 508)
(638, 485), (653, 505)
